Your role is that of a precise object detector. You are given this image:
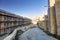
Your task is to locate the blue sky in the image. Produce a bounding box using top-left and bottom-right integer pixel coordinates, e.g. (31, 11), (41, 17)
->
(0, 0), (48, 19)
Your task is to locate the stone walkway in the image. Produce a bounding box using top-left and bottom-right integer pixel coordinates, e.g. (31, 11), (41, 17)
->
(19, 28), (57, 40)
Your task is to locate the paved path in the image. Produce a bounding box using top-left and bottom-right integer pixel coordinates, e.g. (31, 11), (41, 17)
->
(19, 28), (57, 40)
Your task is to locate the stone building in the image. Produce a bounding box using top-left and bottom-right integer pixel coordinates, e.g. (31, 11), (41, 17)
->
(48, 0), (60, 35)
(55, 0), (60, 35)
(0, 9), (32, 36)
(38, 15), (48, 31)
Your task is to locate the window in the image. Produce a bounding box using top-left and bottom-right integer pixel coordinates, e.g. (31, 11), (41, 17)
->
(0, 23), (1, 33)
(4, 16), (7, 21)
(0, 16), (2, 21)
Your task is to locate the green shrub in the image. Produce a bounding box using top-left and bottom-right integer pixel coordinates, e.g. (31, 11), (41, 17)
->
(13, 30), (24, 40)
